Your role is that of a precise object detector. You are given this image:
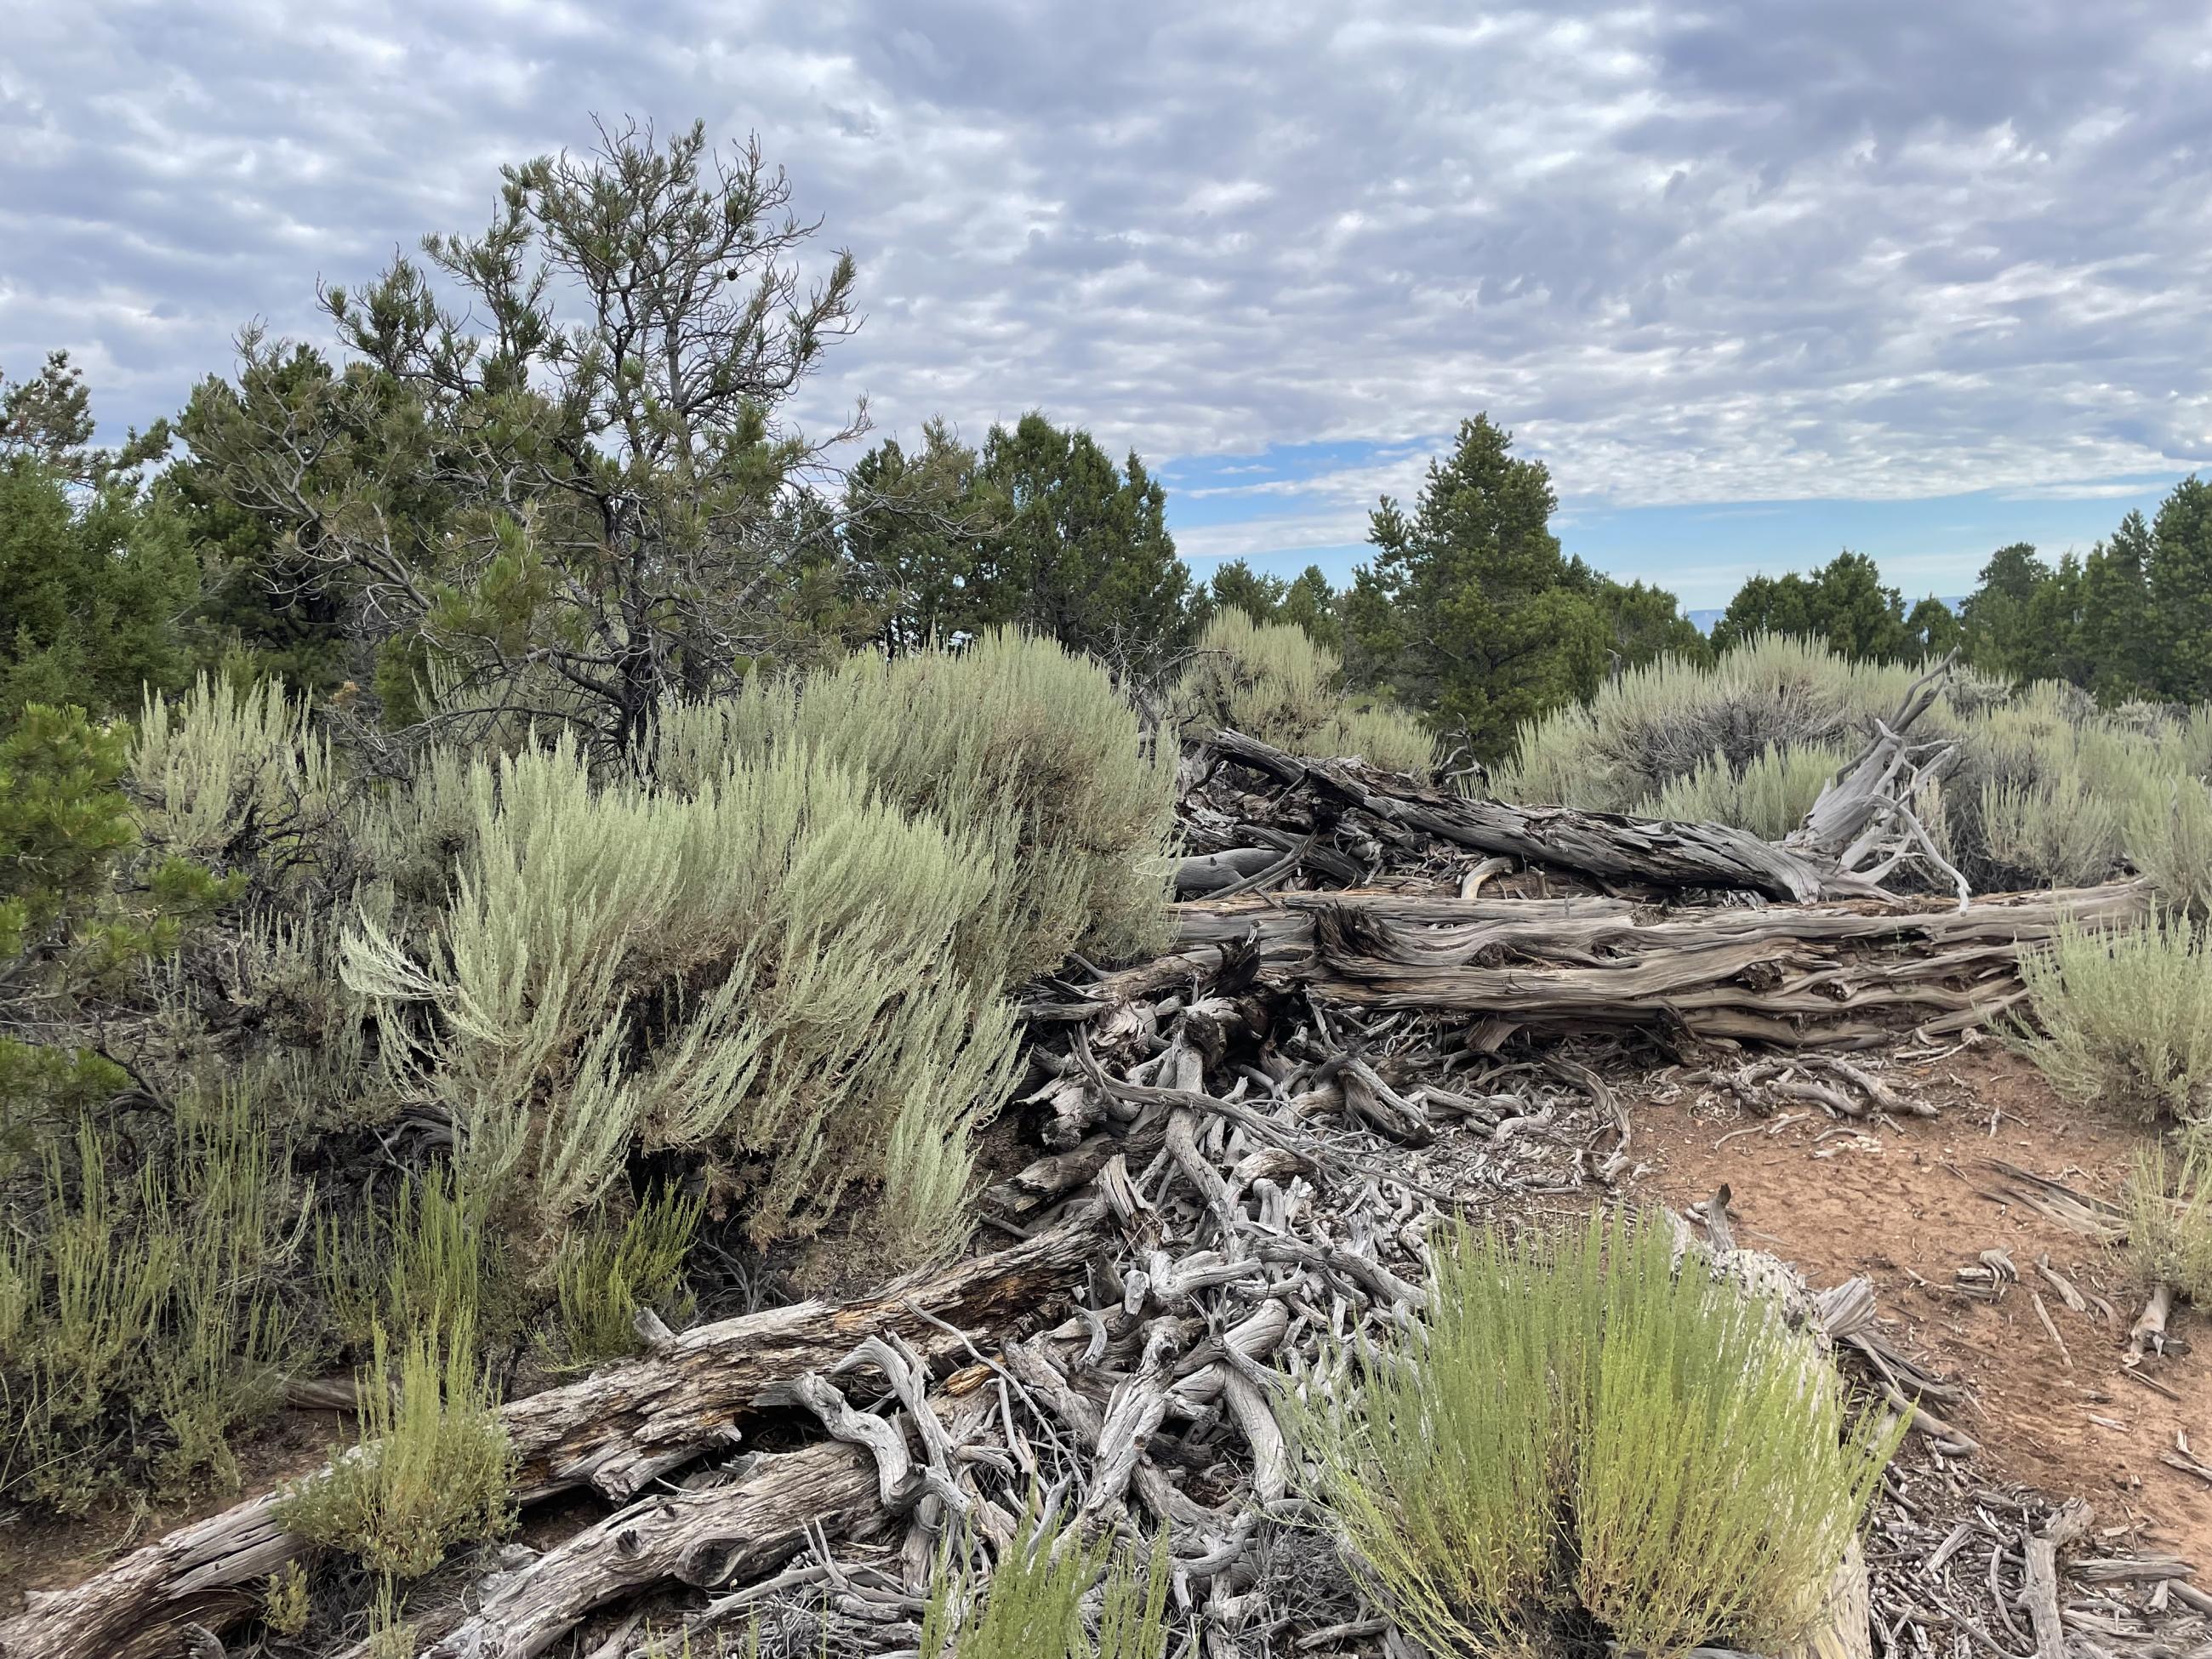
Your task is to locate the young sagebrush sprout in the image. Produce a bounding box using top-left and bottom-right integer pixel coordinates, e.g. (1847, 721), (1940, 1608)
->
(262, 1561), (311, 1639)
(1286, 1209), (1899, 1658)
(277, 1311), (516, 1579)
(916, 1507), (1183, 1659)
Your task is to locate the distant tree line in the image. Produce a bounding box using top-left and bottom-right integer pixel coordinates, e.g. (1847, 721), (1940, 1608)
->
(6, 118), (2206, 783)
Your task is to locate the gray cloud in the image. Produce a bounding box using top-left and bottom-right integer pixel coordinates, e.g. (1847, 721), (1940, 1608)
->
(5, 0), (2210, 512)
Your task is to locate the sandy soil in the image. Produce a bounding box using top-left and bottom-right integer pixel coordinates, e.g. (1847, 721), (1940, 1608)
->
(1628, 1038), (2212, 1567)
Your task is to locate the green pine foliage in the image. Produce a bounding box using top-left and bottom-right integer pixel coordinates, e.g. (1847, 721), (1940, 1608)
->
(1711, 551), (1917, 663)
(0, 704), (138, 957)
(1286, 1211), (1898, 1658)
(0, 446), (199, 732)
(1345, 416), (1608, 761)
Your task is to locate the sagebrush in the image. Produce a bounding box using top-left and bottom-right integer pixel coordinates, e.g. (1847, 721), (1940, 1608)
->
(1172, 609), (1434, 774)
(1286, 1210), (1897, 1656)
(2016, 915), (2212, 1124)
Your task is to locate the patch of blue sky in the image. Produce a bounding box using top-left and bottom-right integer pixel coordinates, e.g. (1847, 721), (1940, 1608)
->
(1163, 436), (2191, 612)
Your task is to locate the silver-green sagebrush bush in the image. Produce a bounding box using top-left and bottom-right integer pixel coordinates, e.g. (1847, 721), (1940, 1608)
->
(343, 733), (1021, 1247)
(1286, 1211), (1898, 1658)
(1497, 631), (2212, 901)
(2017, 916), (2212, 1125)
(1172, 609), (1434, 775)
(655, 628), (1179, 983)
(2124, 1144), (2212, 1303)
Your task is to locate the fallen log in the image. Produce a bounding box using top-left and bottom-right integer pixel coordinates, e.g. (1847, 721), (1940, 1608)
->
(1207, 729), (1859, 902)
(0, 1208), (1106, 1659)
(1160, 881), (2152, 1048)
(412, 1442), (883, 1659)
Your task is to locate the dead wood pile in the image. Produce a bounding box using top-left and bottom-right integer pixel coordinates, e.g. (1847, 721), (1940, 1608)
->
(4, 700), (2192, 1659)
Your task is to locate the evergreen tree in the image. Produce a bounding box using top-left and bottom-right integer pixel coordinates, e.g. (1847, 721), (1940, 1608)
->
(167, 345), (371, 695)
(0, 356), (197, 730)
(184, 119), (862, 756)
(2022, 551), (2087, 686)
(1344, 415), (1605, 760)
(1904, 595), (1963, 659)
(2151, 476), (2212, 702)
(1958, 542), (2052, 681)
(1276, 565), (1343, 653)
(1202, 559), (1288, 626)
(1582, 574), (1710, 669)
(1710, 573), (1816, 648)
(1711, 551), (1907, 661)
(2077, 511), (2153, 700)
(841, 420), (996, 653)
(970, 412), (1193, 674)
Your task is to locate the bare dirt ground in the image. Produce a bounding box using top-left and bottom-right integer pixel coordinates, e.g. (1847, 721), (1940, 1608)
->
(1628, 1037), (2212, 1569)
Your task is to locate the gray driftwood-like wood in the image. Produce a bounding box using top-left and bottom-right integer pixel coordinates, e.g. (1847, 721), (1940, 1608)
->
(1208, 728), (1856, 901)
(0, 1211), (1103, 1659)
(1165, 880), (2151, 1047)
(414, 1443), (883, 1659)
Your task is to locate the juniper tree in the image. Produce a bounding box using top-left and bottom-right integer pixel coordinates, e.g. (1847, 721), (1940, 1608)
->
(183, 118), (862, 758)
(1345, 415), (1606, 759)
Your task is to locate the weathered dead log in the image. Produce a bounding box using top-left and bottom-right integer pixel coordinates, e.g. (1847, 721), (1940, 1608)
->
(1175, 846), (1284, 897)
(1158, 881), (2152, 1048)
(0, 1210), (1105, 1659)
(2023, 1499), (2093, 1659)
(414, 1443), (883, 1659)
(1208, 729), (1858, 901)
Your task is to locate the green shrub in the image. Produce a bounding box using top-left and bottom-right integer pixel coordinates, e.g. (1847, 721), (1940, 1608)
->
(657, 630), (1177, 981)
(344, 735), (1019, 1246)
(0, 704), (138, 957)
(1496, 632), (1916, 812)
(2017, 916), (2212, 1123)
(555, 1187), (703, 1365)
(263, 1561), (312, 1639)
(1639, 739), (1852, 840)
(1173, 610), (1433, 774)
(1286, 1210), (1896, 1657)
(277, 1310), (516, 1579)
(2127, 777), (2212, 917)
(2124, 1145), (2212, 1303)
(917, 1509), (1181, 1659)
(318, 1165), (507, 1356)
(0, 1091), (300, 1510)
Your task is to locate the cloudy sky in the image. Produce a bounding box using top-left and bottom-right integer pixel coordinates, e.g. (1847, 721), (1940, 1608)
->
(7, 2), (2211, 606)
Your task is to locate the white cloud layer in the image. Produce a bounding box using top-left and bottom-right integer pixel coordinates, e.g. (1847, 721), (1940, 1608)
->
(6, 0), (2211, 512)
